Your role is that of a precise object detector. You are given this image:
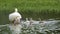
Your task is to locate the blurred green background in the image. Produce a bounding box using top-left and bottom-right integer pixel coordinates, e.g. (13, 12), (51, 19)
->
(0, 0), (60, 24)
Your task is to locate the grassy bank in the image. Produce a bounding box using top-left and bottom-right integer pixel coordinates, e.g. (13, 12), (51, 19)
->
(0, 0), (60, 24)
(0, 0), (60, 10)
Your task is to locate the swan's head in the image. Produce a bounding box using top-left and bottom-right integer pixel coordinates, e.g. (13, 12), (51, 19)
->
(15, 8), (18, 12)
(9, 8), (22, 24)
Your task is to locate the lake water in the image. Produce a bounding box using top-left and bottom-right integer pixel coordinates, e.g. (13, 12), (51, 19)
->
(0, 19), (60, 34)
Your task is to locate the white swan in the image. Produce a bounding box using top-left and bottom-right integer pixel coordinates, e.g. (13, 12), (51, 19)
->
(25, 18), (30, 23)
(9, 8), (22, 23)
(24, 18), (30, 27)
(29, 18), (34, 25)
(8, 8), (22, 34)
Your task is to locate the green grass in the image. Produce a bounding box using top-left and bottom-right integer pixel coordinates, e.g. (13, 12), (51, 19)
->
(0, 0), (60, 24)
(0, 0), (60, 10)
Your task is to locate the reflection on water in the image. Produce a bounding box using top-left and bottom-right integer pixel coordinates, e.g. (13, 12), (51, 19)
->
(0, 19), (60, 34)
